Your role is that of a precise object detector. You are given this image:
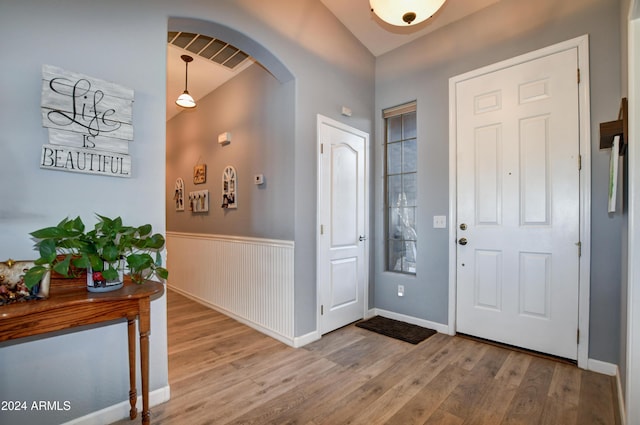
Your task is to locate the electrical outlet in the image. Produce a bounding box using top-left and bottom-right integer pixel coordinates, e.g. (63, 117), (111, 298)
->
(398, 285), (405, 297)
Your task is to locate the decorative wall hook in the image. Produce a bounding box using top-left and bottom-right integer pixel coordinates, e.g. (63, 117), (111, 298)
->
(600, 98), (628, 155)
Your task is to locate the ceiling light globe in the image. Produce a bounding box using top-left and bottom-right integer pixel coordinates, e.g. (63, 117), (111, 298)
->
(369, 0), (446, 26)
(176, 54), (196, 108)
(176, 91), (196, 108)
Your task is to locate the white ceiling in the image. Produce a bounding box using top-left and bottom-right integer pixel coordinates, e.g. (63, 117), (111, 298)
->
(166, 0), (499, 120)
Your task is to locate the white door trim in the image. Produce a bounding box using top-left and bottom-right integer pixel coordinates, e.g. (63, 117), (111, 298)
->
(627, 2), (640, 422)
(448, 35), (591, 368)
(316, 114), (370, 335)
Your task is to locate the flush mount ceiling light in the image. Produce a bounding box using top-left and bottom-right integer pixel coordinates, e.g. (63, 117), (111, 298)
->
(369, 0), (447, 26)
(176, 54), (196, 108)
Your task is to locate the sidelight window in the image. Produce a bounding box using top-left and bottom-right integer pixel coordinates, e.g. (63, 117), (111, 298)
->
(384, 102), (417, 274)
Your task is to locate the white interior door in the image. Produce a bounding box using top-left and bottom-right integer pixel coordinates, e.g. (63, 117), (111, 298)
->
(455, 48), (581, 360)
(318, 115), (368, 335)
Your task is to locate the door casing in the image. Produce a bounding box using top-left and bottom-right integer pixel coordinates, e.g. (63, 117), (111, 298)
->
(448, 35), (592, 368)
(627, 3), (640, 422)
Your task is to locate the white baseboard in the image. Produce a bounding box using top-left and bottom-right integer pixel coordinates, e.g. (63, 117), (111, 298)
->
(168, 284), (297, 347)
(587, 358), (618, 376)
(372, 308), (450, 334)
(63, 385), (170, 425)
(294, 330), (321, 348)
(586, 357), (627, 424)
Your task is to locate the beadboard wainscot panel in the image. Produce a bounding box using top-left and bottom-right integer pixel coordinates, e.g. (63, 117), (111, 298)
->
(166, 232), (295, 345)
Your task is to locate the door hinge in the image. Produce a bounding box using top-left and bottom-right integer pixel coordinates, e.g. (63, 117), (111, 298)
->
(321, 305), (324, 315)
(576, 241), (582, 257)
(320, 143), (324, 154)
(577, 329), (580, 344)
(320, 224), (324, 235)
(577, 68), (581, 84)
(578, 155), (582, 170)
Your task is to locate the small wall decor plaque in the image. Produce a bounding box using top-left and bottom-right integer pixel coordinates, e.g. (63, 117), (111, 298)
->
(174, 178), (185, 211)
(189, 190), (209, 213)
(222, 165), (237, 209)
(193, 164), (206, 184)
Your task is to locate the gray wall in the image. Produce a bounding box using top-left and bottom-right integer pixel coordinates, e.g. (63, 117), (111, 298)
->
(0, 1), (374, 423)
(374, 0), (623, 364)
(167, 64), (295, 240)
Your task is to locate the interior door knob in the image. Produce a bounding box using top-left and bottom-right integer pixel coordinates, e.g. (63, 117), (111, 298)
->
(458, 237), (468, 246)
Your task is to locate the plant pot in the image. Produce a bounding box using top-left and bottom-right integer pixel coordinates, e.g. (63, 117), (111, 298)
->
(51, 254), (86, 279)
(86, 263), (124, 293)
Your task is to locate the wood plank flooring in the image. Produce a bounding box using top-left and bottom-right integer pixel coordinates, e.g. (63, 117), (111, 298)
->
(111, 290), (620, 425)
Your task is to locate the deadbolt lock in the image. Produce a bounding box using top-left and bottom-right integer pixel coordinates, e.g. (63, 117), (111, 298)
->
(459, 223), (467, 230)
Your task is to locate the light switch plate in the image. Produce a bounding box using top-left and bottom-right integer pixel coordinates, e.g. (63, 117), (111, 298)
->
(433, 215), (447, 228)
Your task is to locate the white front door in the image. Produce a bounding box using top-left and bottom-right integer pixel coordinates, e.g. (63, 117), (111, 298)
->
(454, 48), (581, 360)
(317, 115), (368, 335)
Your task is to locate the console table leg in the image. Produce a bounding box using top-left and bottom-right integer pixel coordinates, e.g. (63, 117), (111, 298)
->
(140, 330), (150, 424)
(127, 318), (138, 420)
(139, 299), (151, 425)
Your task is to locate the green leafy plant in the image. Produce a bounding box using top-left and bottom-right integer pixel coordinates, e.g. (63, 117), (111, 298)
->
(24, 215), (168, 289)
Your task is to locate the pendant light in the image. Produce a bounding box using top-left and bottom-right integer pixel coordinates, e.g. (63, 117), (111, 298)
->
(369, 0), (446, 26)
(176, 54), (196, 108)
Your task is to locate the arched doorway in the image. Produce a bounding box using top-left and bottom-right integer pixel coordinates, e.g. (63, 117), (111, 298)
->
(164, 17), (298, 347)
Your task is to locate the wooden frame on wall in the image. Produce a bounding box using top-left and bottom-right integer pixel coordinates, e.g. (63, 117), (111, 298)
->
(193, 164), (206, 184)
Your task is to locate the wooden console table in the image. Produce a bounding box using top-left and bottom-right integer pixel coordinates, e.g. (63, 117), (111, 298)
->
(0, 276), (164, 425)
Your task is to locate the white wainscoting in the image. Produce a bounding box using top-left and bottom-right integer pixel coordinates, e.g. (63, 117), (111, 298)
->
(166, 232), (295, 346)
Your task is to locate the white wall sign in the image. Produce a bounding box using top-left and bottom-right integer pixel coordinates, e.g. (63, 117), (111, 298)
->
(40, 65), (134, 177)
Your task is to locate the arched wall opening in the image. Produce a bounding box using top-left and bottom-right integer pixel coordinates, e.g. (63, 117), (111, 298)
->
(165, 17), (298, 344)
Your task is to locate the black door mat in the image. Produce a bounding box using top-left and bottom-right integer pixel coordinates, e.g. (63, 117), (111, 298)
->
(355, 316), (436, 344)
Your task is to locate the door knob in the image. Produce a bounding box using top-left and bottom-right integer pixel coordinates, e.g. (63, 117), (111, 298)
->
(458, 237), (468, 246)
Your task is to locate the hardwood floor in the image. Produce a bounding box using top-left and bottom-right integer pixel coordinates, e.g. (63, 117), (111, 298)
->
(112, 290), (620, 425)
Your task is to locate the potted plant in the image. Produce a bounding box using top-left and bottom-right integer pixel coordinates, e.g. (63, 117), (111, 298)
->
(24, 215), (168, 292)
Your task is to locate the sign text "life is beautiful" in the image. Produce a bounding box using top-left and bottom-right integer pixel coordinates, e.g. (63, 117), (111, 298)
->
(40, 65), (134, 178)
